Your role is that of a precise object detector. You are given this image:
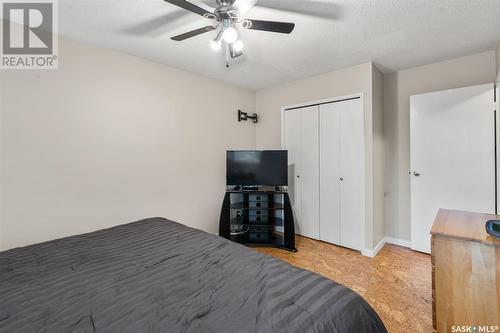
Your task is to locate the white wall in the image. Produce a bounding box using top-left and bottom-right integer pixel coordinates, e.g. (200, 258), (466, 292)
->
(0, 37), (256, 251)
(255, 62), (381, 250)
(383, 51), (496, 241)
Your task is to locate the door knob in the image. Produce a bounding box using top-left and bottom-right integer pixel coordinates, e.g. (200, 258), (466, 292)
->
(340, 177), (344, 181)
(296, 175), (300, 178)
(413, 171), (421, 177)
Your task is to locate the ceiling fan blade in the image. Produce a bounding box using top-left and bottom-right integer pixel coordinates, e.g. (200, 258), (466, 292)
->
(242, 19), (295, 34)
(164, 0), (213, 18)
(171, 25), (216, 41)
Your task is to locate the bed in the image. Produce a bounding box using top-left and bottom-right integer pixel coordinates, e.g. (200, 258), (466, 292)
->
(0, 218), (387, 332)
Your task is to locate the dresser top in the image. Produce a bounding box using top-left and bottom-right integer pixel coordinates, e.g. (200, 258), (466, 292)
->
(431, 209), (500, 246)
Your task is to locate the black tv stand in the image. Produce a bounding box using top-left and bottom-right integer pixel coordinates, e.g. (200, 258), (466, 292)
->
(236, 186), (260, 191)
(219, 188), (297, 252)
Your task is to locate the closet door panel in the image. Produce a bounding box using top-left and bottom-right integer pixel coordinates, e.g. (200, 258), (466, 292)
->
(319, 103), (341, 245)
(339, 99), (364, 251)
(284, 109), (302, 230)
(299, 106), (320, 239)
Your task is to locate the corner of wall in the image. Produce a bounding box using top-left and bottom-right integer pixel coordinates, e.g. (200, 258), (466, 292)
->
(382, 51), (495, 247)
(496, 36), (500, 82)
(371, 64), (386, 248)
(382, 72), (399, 241)
(0, 69), (3, 252)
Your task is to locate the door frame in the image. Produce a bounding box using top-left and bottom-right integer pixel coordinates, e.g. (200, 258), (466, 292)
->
(280, 93), (366, 252)
(409, 83), (497, 253)
(280, 93), (364, 147)
(496, 84), (499, 213)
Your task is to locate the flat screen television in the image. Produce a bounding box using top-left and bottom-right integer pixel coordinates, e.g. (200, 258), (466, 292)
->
(226, 150), (288, 186)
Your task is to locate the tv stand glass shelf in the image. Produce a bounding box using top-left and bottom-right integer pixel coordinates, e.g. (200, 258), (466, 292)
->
(219, 189), (297, 252)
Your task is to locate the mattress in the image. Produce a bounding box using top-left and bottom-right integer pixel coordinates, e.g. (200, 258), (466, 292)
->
(0, 217), (387, 332)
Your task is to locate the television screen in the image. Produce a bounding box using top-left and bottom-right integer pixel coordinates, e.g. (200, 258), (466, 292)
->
(226, 150), (288, 186)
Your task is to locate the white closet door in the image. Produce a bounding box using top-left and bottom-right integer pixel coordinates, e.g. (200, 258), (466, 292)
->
(319, 103), (341, 245)
(299, 106), (320, 239)
(339, 99), (364, 251)
(319, 98), (364, 250)
(410, 83), (495, 254)
(284, 105), (320, 239)
(284, 109), (302, 229)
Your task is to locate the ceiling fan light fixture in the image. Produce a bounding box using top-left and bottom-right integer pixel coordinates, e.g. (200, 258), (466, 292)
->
(229, 42), (243, 59)
(232, 40), (244, 52)
(222, 26), (238, 44)
(210, 39), (222, 51)
(211, 29), (223, 51)
(163, 0), (296, 67)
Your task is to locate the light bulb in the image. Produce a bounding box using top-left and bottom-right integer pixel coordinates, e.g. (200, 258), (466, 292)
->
(223, 27), (238, 44)
(232, 40), (244, 52)
(210, 39), (222, 51)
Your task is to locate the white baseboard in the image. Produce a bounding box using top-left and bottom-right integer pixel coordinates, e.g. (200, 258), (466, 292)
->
(362, 236), (411, 258)
(384, 236), (411, 248)
(361, 237), (386, 257)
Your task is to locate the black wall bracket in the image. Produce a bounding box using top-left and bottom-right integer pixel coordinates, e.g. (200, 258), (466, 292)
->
(238, 110), (258, 123)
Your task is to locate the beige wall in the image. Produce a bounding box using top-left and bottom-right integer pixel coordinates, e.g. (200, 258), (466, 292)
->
(383, 51), (496, 241)
(382, 72), (397, 242)
(255, 63), (373, 149)
(255, 62), (382, 250)
(2, 34), (496, 253)
(0, 37), (256, 250)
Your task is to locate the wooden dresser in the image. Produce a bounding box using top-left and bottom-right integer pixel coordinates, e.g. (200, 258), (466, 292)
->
(431, 209), (500, 333)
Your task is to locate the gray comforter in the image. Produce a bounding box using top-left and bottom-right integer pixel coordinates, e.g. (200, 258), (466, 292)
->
(0, 218), (386, 333)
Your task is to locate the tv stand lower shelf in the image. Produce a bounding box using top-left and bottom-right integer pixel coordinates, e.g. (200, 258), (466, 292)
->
(219, 190), (297, 252)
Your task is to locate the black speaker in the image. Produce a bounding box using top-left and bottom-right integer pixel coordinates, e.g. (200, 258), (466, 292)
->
(249, 193), (268, 202)
(249, 226), (270, 242)
(249, 201), (268, 209)
(249, 214), (269, 223)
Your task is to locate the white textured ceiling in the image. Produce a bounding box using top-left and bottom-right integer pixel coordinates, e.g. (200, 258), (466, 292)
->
(60, 0), (500, 90)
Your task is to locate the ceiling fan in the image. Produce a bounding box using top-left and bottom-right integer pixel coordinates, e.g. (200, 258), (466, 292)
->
(163, 0), (295, 67)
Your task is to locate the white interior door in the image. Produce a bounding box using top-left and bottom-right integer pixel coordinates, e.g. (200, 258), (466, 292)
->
(284, 106), (320, 239)
(339, 99), (365, 251)
(319, 103), (341, 245)
(410, 83), (495, 254)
